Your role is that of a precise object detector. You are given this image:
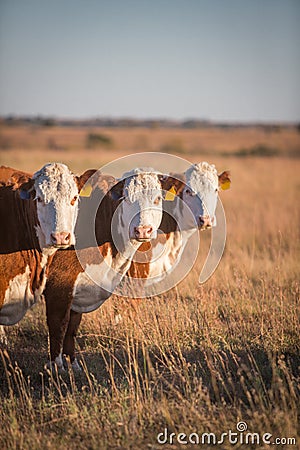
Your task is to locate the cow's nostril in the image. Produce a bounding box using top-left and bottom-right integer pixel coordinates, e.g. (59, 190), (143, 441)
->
(134, 226), (153, 239)
(199, 216), (212, 228)
(64, 233), (71, 243)
(50, 233), (57, 244)
(146, 227), (153, 235)
(198, 217), (205, 227)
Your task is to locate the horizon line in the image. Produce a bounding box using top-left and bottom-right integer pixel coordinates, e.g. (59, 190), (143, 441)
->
(1, 115), (299, 127)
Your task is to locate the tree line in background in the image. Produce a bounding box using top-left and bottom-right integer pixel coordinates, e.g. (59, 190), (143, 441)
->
(1, 115), (298, 131)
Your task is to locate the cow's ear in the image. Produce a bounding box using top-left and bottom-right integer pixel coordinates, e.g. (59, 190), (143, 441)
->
(76, 169), (97, 197)
(9, 172), (35, 200)
(218, 171), (231, 190)
(110, 180), (125, 201)
(160, 173), (186, 200)
(95, 174), (117, 194)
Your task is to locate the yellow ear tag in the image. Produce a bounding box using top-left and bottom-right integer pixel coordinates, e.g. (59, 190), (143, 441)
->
(220, 180), (231, 191)
(165, 185), (177, 201)
(79, 183), (92, 197)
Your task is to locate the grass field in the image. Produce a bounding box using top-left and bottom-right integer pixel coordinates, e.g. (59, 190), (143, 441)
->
(0, 124), (299, 449)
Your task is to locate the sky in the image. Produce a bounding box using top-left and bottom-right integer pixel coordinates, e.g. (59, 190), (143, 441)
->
(0, 0), (299, 122)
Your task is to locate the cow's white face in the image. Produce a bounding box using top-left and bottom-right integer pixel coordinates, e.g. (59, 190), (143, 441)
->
(116, 169), (163, 242)
(183, 162), (220, 230)
(32, 163), (80, 249)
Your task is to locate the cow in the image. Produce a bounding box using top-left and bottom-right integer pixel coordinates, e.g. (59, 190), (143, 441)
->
(0, 163), (90, 330)
(44, 168), (165, 370)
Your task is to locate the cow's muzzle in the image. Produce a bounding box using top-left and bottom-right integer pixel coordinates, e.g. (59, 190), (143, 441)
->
(198, 215), (213, 230)
(133, 225), (153, 242)
(50, 231), (72, 247)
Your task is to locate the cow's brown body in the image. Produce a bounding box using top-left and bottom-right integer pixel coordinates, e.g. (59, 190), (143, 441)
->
(0, 165), (31, 185)
(0, 164), (89, 326)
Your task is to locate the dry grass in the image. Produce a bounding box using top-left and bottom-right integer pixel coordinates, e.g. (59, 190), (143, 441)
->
(0, 124), (300, 172)
(0, 124), (299, 449)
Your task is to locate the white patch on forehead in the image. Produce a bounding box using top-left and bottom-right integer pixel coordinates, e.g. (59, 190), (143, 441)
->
(33, 163), (78, 203)
(32, 163), (79, 248)
(117, 168), (163, 240)
(122, 167), (161, 202)
(185, 162), (219, 193)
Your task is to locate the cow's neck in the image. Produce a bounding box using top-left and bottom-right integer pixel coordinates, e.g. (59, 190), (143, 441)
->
(41, 246), (57, 264)
(158, 200), (197, 277)
(147, 228), (196, 279)
(71, 238), (143, 314)
(110, 239), (142, 274)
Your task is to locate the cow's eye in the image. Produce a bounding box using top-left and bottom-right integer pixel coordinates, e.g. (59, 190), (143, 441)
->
(185, 188), (192, 195)
(70, 195), (78, 206)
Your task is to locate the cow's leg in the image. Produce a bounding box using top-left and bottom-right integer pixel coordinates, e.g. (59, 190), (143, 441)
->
(45, 289), (73, 370)
(62, 309), (82, 370)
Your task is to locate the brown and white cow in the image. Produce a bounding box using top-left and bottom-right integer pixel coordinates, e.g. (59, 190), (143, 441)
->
(0, 163), (89, 328)
(44, 168), (164, 370)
